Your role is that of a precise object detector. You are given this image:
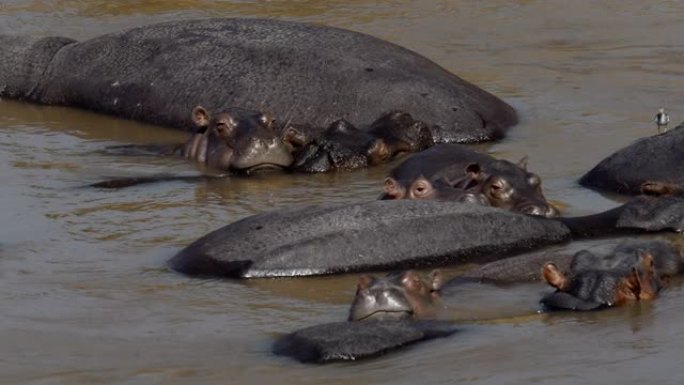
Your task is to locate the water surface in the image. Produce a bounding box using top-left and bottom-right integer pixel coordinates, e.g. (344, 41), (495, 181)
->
(1, 1), (684, 384)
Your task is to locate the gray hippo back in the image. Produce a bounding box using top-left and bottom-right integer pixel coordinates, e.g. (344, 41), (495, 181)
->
(0, 18), (516, 143)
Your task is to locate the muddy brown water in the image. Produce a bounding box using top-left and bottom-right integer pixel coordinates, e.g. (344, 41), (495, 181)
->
(2, 1), (684, 384)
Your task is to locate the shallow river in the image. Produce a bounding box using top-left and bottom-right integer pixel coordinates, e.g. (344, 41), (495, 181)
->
(1, 1), (684, 384)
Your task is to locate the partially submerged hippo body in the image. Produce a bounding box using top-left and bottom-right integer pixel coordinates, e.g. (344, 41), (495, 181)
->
(0, 18), (517, 144)
(169, 200), (571, 278)
(169, 194), (684, 279)
(380, 144), (558, 217)
(580, 123), (684, 194)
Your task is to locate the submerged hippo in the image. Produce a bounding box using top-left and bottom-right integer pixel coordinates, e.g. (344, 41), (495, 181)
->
(0, 18), (516, 143)
(348, 270), (443, 321)
(380, 144), (559, 218)
(580, 122), (684, 195)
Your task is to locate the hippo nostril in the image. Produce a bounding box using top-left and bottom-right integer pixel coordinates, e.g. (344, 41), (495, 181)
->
(520, 205), (544, 217)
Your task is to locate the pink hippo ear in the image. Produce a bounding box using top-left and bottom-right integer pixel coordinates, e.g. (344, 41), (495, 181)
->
(541, 262), (569, 291)
(636, 250), (659, 300)
(382, 177), (405, 199)
(616, 268), (642, 305)
(517, 156), (529, 170)
(192, 105), (211, 128)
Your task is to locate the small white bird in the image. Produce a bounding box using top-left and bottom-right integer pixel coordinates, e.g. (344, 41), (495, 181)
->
(654, 107), (670, 134)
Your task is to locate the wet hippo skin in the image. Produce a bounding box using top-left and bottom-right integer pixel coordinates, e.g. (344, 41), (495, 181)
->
(272, 320), (457, 363)
(0, 18), (517, 144)
(580, 123), (684, 194)
(168, 200), (571, 278)
(169, 195), (684, 279)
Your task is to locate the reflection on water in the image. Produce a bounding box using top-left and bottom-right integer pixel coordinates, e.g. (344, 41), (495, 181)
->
(2, 1), (684, 384)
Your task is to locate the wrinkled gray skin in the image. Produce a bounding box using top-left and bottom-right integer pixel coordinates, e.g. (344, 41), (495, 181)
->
(0, 19), (517, 143)
(380, 144), (559, 218)
(580, 122), (684, 194)
(182, 106), (293, 173)
(168, 200), (571, 278)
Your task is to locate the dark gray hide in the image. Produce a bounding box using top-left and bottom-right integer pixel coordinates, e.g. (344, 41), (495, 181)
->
(168, 200), (570, 278)
(273, 320), (457, 363)
(579, 123), (684, 194)
(0, 18), (517, 143)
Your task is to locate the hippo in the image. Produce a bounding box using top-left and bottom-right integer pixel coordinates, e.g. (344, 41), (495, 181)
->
(580, 122), (684, 195)
(0, 18), (517, 144)
(380, 144), (559, 218)
(540, 248), (662, 311)
(169, 193), (684, 279)
(348, 270), (443, 321)
(168, 200), (572, 278)
(181, 105), (293, 173)
(288, 111), (434, 173)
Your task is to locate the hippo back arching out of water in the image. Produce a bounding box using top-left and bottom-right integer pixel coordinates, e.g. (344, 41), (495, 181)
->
(0, 18), (517, 144)
(580, 122), (684, 194)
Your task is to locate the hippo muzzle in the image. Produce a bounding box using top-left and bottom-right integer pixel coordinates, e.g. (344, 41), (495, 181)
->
(230, 136), (294, 174)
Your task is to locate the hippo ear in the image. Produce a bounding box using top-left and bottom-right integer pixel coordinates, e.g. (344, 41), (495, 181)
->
(636, 250), (659, 300)
(428, 270), (444, 292)
(192, 106), (210, 128)
(517, 156), (529, 170)
(617, 268), (642, 304)
(541, 263), (569, 291)
(382, 177), (405, 200)
(465, 163), (483, 179)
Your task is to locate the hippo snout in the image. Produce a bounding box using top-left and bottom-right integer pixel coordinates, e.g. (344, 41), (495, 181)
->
(519, 203), (559, 218)
(231, 136), (294, 172)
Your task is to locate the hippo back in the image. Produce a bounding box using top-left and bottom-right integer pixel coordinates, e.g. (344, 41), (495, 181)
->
(7, 18), (516, 143)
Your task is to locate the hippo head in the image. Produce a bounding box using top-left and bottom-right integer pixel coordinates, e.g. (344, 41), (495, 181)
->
(348, 270), (443, 321)
(182, 106), (293, 173)
(368, 111), (434, 154)
(540, 251), (660, 311)
(462, 158), (559, 218)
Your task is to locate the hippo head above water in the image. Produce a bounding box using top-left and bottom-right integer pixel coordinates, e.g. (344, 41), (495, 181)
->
(286, 111), (434, 173)
(182, 106), (294, 173)
(541, 250), (660, 311)
(348, 270), (443, 321)
(381, 154), (559, 218)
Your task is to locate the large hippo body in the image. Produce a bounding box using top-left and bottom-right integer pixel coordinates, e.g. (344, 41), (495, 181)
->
(580, 123), (684, 194)
(0, 18), (517, 144)
(170, 194), (684, 279)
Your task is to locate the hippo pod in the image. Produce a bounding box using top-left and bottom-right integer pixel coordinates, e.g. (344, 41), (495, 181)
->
(380, 144), (559, 218)
(0, 18), (517, 144)
(580, 122), (684, 194)
(180, 106), (434, 173)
